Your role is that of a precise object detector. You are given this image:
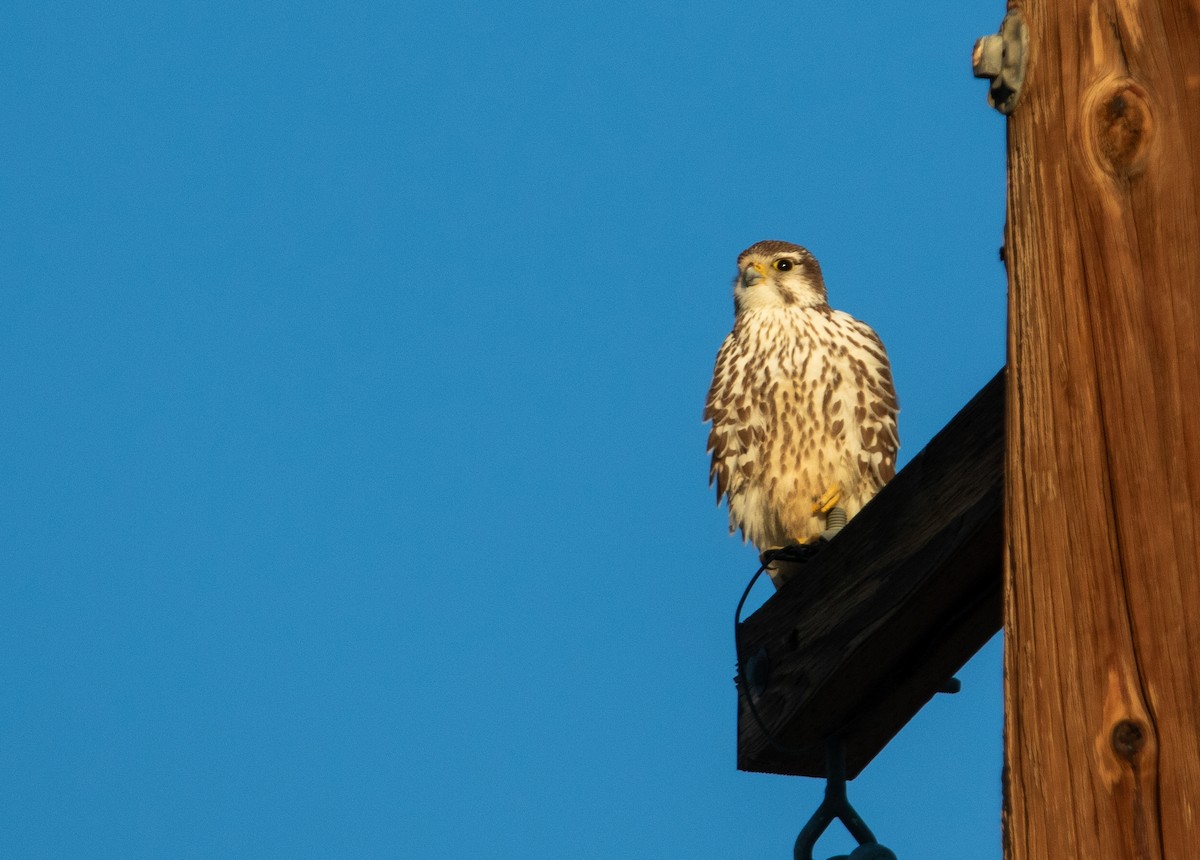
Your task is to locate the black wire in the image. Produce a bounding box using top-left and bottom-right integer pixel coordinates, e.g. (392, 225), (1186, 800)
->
(734, 550), (816, 756)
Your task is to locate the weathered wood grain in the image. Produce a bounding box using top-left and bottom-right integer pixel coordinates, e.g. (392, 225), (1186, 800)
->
(1004, 1), (1200, 857)
(737, 369), (1004, 778)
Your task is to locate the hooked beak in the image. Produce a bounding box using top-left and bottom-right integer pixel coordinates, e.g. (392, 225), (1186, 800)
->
(740, 262), (767, 288)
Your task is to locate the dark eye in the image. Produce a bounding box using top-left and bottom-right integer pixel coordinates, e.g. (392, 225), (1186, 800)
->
(773, 259), (794, 271)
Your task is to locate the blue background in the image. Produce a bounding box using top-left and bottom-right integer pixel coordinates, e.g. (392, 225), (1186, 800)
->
(4, 2), (1007, 857)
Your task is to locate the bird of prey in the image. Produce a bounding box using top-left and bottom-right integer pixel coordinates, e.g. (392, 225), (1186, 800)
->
(704, 240), (899, 585)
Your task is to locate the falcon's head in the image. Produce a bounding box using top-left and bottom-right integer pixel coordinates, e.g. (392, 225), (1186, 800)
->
(732, 240), (828, 313)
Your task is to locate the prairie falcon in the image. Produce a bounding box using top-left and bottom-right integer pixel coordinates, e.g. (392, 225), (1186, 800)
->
(704, 240), (899, 584)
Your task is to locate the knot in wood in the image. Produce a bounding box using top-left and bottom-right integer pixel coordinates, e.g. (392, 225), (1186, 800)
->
(1111, 719), (1148, 761)
(1088, 80), (1152, 178)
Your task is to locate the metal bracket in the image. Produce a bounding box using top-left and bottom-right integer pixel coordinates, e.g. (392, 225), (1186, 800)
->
(972, 10), (1028, 115)
(793, 739), (896, 860)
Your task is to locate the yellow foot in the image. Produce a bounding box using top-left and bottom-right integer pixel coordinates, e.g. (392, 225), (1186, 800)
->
(812, 482), (842, 515)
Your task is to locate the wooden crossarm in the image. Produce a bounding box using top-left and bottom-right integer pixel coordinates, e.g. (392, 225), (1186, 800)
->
(736, 368), (1004, 778)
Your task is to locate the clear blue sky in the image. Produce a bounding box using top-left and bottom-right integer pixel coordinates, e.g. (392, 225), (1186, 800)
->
(4, 2), (1008, 857)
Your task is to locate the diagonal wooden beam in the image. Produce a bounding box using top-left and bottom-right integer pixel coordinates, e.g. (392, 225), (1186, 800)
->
(736, 368), (1004, 778)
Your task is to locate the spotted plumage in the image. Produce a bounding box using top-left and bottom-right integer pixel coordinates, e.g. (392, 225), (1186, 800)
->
(704, 240), (899, 560)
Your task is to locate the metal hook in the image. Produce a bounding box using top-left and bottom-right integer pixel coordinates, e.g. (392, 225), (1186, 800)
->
(793, 739), (896, 860)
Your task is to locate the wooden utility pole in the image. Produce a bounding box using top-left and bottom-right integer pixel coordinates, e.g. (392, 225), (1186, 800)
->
(1003, 0), (1200, 856)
